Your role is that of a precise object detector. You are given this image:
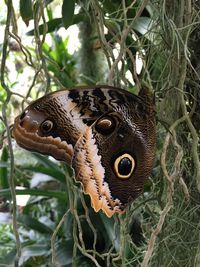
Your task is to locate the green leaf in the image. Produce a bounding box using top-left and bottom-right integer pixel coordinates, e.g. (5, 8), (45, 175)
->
(0, 188), (67, 201)
(62, 0), (75, 29)
(0, 248), (16, 265)
(105, 19), (121, 35)
(0, 146), (9, 189)
(27, 13), (84, 35)
(18, 214), (53, 234)
(20, 0), (33, 26)
(132, 17), (152, 36)
(0, 161), (9, 167)
(27, 18), (62, 36)
(102, 0), (120, 14)
(23, 165), (66, 183)
(20, 244), (49, 265)
(31, 153), (63, 174)
(55, 240), (75, 266)
(100, 213), (120, 251)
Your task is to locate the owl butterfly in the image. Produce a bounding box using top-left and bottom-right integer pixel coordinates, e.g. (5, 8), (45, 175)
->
(13, 85), (156, 217)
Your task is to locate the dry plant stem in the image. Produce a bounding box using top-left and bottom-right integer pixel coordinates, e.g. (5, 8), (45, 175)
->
(122, 0), (128, 27)
(8, 30), (40, 108)
(108, 0), (149, 85)
(112, 215), (133, 266)
(72, 213), (78, 267)
(90, 0), (114, 69)
(24, 68), (42, 104)
(33, 0), (50, 92)
(8, 32), (35, 67)
(0, 128), (7, 150)
(179, 177), (190, 201)
(180, 87), (200, 192)
(141, 125), (183, 267)
(178, 59), (200, 193)
(70, 183), (106, 265)
(73, 209), (102, 267)
(51, 210), (70, 267)
(0, 0), (21, 266)
(79, 194), (98, 254)
(91, 0), (142, 88)
(177, 0), (200, 192)
(51, 173), (102, 267)
(72, 190), (103, 266)
(127, 0), (137, 12)
(10, 4), (18, 35)
(126, 46), (141, 88)
(167, 0), (200, 191)
(120, 215), (131, 265)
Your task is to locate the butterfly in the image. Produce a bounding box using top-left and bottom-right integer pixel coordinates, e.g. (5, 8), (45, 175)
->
(13, 85), (156, 217)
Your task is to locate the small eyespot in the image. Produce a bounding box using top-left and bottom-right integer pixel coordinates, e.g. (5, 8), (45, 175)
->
(20, 110), (28, 120)
(114, 153), (135, 179)
(41, 120), (53, 133)
(95, 116), (116, 135)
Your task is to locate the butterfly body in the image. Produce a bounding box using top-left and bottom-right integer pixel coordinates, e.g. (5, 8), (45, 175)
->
(13, 85), (156, 217)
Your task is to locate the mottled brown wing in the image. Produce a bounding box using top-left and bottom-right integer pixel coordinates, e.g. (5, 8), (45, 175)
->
(72, 106), (155, 217)
(13, 85), (156, 217)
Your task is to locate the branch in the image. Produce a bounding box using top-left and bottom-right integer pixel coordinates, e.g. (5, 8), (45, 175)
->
(0, 0), (21, 266)
(141, 121), (184, 267)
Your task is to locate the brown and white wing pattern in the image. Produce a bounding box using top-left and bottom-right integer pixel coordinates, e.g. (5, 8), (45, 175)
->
(13, 85), (156, 217)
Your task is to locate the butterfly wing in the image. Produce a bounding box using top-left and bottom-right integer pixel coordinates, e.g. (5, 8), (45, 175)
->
(13, 86), (156, 217)
(72, 97), (156, 217)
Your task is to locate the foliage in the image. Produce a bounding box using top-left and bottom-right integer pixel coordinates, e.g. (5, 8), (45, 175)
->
(0, 0), (200, 267)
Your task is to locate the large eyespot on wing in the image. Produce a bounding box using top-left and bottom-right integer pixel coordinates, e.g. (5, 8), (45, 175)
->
(113, 153), (136, 179)
(72, 125), (124, 218)
(86, 107), (155, 210)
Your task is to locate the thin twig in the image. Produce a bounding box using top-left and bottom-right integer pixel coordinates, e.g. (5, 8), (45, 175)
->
(33, 0), (50, 93)
(141, 125), (183, 267)
(0, 0), (21, 266)
(108, 0), (149, 85)
(51, 210), (70, 267)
